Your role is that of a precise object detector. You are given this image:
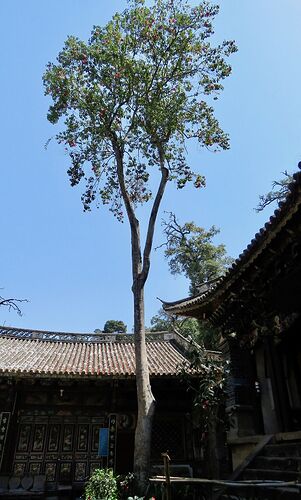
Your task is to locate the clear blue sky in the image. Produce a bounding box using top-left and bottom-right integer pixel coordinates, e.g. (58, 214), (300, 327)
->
(0, 0), (300, 332)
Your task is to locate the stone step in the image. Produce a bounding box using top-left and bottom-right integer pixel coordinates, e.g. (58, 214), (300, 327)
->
(220, 485), (301, 500)
(251, 455), (301, 471)
(243, 468), (301, 482)
(263, 442), (301, 457)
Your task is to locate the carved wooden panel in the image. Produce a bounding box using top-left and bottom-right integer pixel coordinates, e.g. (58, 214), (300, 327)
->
(108, 414), (117, 469)
(32, 424), (46, 452)
(30, 454), (43, 461)
(92, 425), (101, 451)
(29, 462), (41, 474)
(17, 424), (31, 452)
(59, 462), (72, 482)
(15, 454), (28, 461)
(90, 462), (101, 476)
(77, 424), (89, 451)
(62, 424), (74, 451)
(0, 412), (10, 469)
(48, 424), (60, 451)
(12, 414), (107, 482)
(13, 462), (26, 476)
(75, 462), (86, 481)
(45, 462), (57, 482)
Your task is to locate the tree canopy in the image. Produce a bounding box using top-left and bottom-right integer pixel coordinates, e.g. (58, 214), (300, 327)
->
(103, 319), (127, 333)
(43, 0), (236, 219)
(150, 308), (219, 347)
(160, 212), (233, 295)
(151, 212), (232, 348)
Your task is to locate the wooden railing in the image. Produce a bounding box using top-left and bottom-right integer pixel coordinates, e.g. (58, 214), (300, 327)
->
(149, 450), (301, 499)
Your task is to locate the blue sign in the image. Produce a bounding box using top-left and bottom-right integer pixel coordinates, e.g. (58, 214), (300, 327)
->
(98, 428), (109, 457)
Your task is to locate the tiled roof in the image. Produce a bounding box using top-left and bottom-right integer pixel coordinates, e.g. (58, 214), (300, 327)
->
(0, 327), (190, 378)
(163, 166), (301, 316)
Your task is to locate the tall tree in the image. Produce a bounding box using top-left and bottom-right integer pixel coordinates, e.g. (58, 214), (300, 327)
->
(153, 212), (231, 348)
(160, 212), (232, 295)
(43, 0), (236, 486)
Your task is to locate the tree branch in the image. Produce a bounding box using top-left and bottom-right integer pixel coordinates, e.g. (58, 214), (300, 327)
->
(255, 171), (293, 212)
(112, 137), (142, 283)
(141, 146), (169, 286)
(0, 296), (28, 316)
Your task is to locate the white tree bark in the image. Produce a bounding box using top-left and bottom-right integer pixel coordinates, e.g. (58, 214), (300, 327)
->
(113, 138), (168, 489)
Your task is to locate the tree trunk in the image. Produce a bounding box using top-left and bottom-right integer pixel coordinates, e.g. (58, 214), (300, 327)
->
(113, 140), (167, 491)
(133, 280), (156, 491)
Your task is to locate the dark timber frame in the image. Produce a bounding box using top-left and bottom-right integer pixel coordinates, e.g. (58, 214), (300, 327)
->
(163, 165), (301, 469)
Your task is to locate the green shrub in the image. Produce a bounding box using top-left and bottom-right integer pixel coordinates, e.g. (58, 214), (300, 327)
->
(84, 468), (118, 500)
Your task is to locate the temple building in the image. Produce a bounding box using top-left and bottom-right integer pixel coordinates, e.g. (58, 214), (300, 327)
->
(0, 328), (204, 496)
(163, 167), (301, 481)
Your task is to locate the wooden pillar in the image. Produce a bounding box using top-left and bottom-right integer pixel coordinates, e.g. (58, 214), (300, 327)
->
(221, 337), (257, 438)
(265, 336), (291, 432)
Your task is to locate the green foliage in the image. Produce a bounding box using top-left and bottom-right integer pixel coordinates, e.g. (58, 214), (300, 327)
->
(256, 170), (293, 212)
(149, 309), (171, 332)
(182, 346), (229, 431)
(43, 0), (237, 218)
(150, 308), (219, 349)
(150, 314), (228, 427)
(118, 472), (135, 499)
(160, 212), (233, 295)
(152, 212), (232, 348)
(181, 318), (220, 349)
(103, 319), (127, 333)
(84, 470), (154, 500)
(84, 468), (118, 500)
(150, 308), (201, 336)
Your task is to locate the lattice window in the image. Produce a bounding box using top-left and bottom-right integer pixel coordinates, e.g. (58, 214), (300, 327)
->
(151, 417), (185, 460)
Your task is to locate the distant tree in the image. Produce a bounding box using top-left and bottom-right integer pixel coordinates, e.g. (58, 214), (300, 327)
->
(255, 171), (293, 212)
(157, 213), (231, 475)
(149, 309), (171, 332)
(150, 307), (219, 348)
(150, 307), (200, 336)
(160, 212), (233, 295)
(43, 0), (236, 486)
(103, 319), (127, 333)
(153, 212), (231, 348)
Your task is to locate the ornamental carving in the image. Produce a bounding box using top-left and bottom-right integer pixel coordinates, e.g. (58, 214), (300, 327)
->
(0, 412), (10, 468)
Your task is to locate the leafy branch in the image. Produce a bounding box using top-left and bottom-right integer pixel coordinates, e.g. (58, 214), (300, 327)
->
(255, 171), (293, 212)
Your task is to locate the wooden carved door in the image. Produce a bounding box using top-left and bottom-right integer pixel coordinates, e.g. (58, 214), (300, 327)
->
(13, 414), (109, 484)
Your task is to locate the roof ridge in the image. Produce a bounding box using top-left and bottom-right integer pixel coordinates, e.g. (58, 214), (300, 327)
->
(0, 325), (102, 336)
(0, 327), (183, 345)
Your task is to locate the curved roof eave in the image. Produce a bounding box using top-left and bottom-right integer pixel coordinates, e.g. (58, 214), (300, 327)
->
(163, 166), (301, 318)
